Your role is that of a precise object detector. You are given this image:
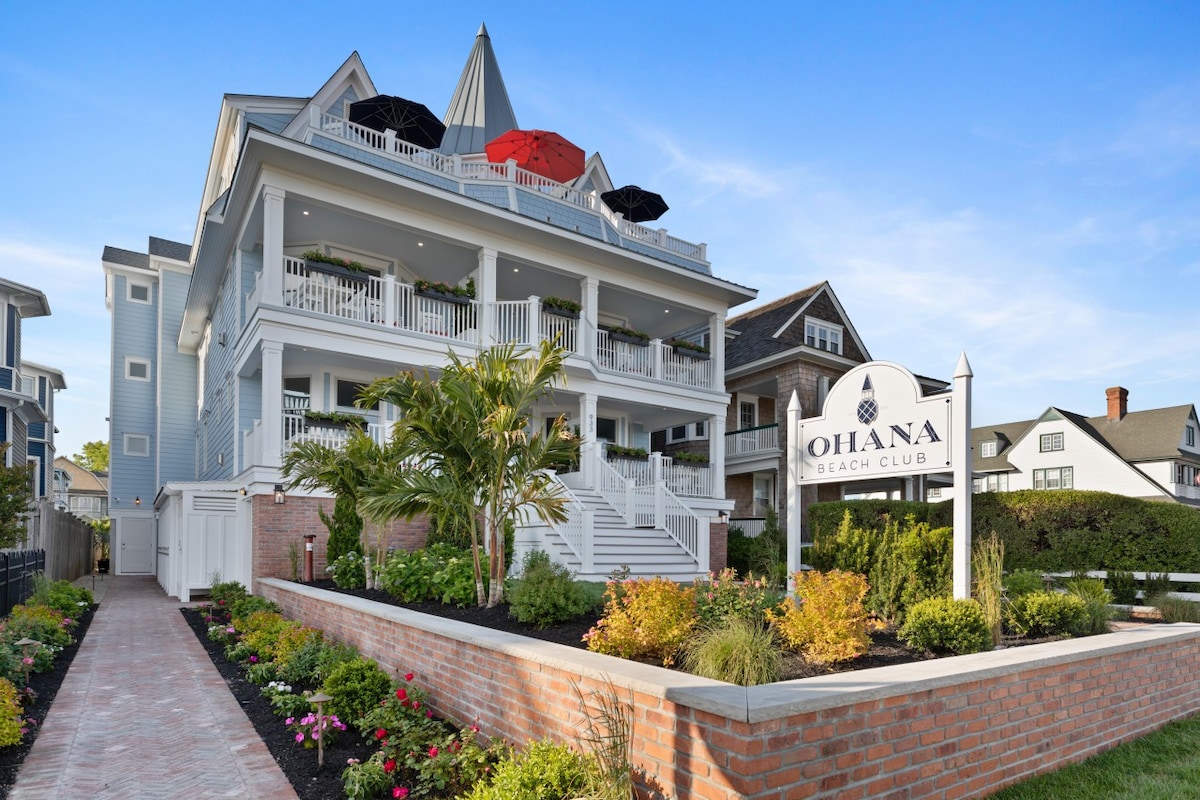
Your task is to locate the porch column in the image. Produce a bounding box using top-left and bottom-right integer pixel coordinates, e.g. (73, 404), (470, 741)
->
(580, 277), (598, 361)
(477, 247), (497, 345)
(709, 311), (726, 390)
(708, 413), (726, 498)
(261, 340), (284, 469)
(262, 186), (285, 306)
(579, 393), (598, 488)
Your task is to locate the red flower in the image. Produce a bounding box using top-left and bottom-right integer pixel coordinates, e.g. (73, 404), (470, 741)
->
(383, 758), (396, 773)
(404, 672), (414, 681)
(376, 728), (387, 740)
(412, 701), (420, 710)
(428, 746), (438, 758)
(395, 688), (407, 702)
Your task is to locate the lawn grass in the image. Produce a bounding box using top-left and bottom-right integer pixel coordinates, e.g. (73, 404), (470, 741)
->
(992, 715), (1200, 799)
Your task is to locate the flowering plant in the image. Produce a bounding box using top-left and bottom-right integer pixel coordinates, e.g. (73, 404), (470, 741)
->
(286, 710), (348, 749)
(413, 278), (476, 299)
(302, 250), (367, 272)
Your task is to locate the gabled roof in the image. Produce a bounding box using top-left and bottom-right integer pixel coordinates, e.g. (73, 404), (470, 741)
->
(972, 403), (1200, 473)
(725, 282), (871, 370)
(0, 277), (51, 318)
(149, 237), (191, 263)
(101, 246), (149, 270)
(439, 23), (519, 155)
(54, 456), (107, 493)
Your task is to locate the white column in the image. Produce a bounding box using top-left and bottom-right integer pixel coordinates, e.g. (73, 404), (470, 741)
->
(262, 186), (285, 306)
(952, 353), (974, 600)
(786, 391), (803, 587)
(580, 277), (599, 361)
(708, 414), (726, 498)
(708, 312), (726, 390)
(261, 341), (284, 469)
(579, 393), (598, 487)
(477, 248), (497, 345)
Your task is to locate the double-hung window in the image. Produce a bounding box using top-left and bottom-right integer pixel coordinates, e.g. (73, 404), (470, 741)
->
(1033, 467), (1072, 490)
(804, 318), (843, 355)
(1039, 432), (1064, 452)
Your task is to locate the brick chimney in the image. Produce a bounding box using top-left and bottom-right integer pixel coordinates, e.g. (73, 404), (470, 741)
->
(1106, 386), (1129, 421)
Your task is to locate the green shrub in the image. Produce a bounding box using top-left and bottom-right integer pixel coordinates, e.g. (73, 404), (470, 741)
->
(327, 550), (366, 589)
(900, 597), (992, 655)
(313, 641), (359, 684)
(462, 739), (594, 800)
(584, 577), (697, 666)
(681, 618), (782, 686)
(694, 568), (778, 627)
(229, 595), (279, 624)
(322, 494), (363, 564)
(1144, 572), (1173, 598)
(27, 575), (93, 617)
(771, 570), (870, 664)
(277, 634), (330, 685)
(321, 656), (393, 724)
(1003, 569), (1045, 599)
(1065, 577), (1113, 635)
(0, 677), (23, 747)
(1106, 570), (1138, 605)
(1006, 590), (1088, 637)
(1153, 596), (1200, 623)
(209, 578), (249, 610)
(508, 551), (593, 629)
(378, 543), (477, 606)
(6, 604), (71, 647)
(342, 757), (390, 800)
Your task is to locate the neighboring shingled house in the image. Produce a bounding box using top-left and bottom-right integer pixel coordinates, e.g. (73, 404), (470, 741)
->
(53, 456), (108, 522)
(972, 386), (1200, 506)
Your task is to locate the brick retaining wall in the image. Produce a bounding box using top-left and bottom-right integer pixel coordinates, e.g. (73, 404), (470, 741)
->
(258, 579), (1200, 799)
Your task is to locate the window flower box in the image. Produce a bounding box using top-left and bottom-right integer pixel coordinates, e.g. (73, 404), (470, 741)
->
(607, 326), (649, 347)
(667, 338), (710, 360)
(541, 296), (582, 319)
(415, 279), (474, 305)
(303, 251), (370, 282)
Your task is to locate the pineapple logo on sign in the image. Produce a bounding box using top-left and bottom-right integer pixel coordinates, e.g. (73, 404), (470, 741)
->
(856, 375), (878, 425)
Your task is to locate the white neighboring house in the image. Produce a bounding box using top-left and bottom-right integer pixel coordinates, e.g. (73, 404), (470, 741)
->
(103, 25), (754, 599)
(972, 386), (1200, 506)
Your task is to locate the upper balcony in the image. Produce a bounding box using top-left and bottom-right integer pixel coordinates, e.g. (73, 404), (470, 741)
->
(247, 256), (719, 391)
(303, 111), (708, 274)
(724, 423), (781, 472)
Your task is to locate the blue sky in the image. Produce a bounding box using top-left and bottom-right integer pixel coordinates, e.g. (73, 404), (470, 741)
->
(2, 2), (1198, 460)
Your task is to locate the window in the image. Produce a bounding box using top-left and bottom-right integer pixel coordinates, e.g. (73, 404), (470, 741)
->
(1033, 467), (1073, 490)
(124, 433), (150, 457)
(127, 282), (151, 304)
(694, 420), (706, 437)
(739, 401), (756, 430)
(927, 487), (942, 499)
(125, 357), (150, 382)
(804, 318), (843, 355)
(980, 440), (998, 458)
(972, 473), (1009, 493)
(1187, 426), (1197, 448)
(1039, 432), (1064, 452)
(669, 425), (688, 442)
(336, 379), (379, 410)
(668, 422), (709, 443)
(1178, 464), (1200, 487)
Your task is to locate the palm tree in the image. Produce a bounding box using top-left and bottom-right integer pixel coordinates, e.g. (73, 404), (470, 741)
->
(281, 428), (390, 564)
(360, 341), (578, 607)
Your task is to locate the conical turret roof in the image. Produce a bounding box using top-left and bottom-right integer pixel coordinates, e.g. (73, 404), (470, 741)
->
(439, 23), (519, 155)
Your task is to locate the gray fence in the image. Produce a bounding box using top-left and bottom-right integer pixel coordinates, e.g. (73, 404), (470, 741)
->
(18, 498), (93, 582)
(0, 550), (45, 617)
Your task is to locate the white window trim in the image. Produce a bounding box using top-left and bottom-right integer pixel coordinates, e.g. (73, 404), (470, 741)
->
(127, 281), (152, 304)
(1033, 466), (1073, 490)
(804, 316), (844, 356)
(980, 440), (998, 458)
(124, 433), (150, 457)
(125, 356), (151, 382)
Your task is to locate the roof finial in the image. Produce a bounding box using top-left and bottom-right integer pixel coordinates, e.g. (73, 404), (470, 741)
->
(477, 22), (488, 37)
(440, 25), (518, 155)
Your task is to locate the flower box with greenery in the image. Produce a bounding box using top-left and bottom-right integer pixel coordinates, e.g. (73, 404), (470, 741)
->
(301, 250), (370, 282)
(540, 296), (582, 319)
(666, 338), (710, 360)
(303, 409), (368, 432)
(605, 444), (648, 460)
(672, 451), (710, 466)
(606, 326), (650, 346)
(414, 278), (475, 305)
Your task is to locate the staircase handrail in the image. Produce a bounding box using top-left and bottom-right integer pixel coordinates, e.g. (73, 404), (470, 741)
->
(593, 454), (635, 525)
(632, 481), (706, 565)
(544, 473), (593, 572)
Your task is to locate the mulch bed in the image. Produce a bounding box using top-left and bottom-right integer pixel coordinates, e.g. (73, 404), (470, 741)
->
(181, 607), (373, 800)
(0, 604), (97, 800)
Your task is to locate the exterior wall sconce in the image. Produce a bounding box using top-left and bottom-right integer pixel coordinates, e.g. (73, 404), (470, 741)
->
(239, 487), (247, 496)
(718, 510), (728, 523)
(134, 496), (141, 506)
(274, 484), (286, 504)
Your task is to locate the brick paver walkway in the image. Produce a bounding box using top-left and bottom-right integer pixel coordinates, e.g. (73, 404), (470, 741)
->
(10, 575), (297, 799)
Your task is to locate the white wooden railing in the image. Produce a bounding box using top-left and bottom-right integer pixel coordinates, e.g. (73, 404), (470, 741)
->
(603, 448), (713, 498)
(595, 455), (635, 526)
(631, 483), (705, 561)
(545, 473), (594, 572)
(312, 112), (705, 262)
(726, 424), (780, 457)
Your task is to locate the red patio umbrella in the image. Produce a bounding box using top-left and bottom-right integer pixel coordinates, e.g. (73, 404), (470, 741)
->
(485, 129), (585, 183)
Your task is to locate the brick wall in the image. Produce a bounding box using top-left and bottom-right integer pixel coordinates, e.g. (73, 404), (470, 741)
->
(259, 579), (1200, 800)
(251, 496), (428, 581)
(708, 521), (727, 573)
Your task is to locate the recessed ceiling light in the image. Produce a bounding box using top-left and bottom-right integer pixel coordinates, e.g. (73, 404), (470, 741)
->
(302, 210), (310, 216)
(664, 309), (670, 313)
(513, 267), (519, 272)
(417, 242), (424, 247)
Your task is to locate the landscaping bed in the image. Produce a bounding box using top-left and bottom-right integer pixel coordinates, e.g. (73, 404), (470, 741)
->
(0, 603), (96, 800)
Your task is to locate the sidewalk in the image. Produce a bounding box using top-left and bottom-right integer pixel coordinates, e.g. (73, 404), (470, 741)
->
(9, 575), (297, 799)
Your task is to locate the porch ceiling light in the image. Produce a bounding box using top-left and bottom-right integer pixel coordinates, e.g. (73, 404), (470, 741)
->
(274, 484), (286, 505)
(134, 496), (141, 506)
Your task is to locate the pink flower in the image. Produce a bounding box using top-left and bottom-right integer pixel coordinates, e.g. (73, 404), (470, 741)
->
(21, 657), (33, 667)
(393, 788), (409, 799)
(412, 701), (420, 710)
(295, 733), (304, 743)
(404, 672), (414, 681)
(425, 710), (433, 719)
(249, 655), (258, 663)
(428, 746), (438, 758)
(285, 717), (294, 725)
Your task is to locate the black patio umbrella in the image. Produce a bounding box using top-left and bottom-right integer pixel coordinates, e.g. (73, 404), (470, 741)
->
(600, 185), (669, 223)
(349, 95), (446, 150)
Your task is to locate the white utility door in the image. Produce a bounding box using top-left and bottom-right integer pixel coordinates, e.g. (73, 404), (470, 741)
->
(120, 517), (156, 574)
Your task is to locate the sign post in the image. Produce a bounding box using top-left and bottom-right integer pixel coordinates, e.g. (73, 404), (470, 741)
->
(788, 356), (974, 599)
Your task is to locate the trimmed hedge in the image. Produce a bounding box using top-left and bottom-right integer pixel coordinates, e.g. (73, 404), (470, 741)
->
(809, 490), (1200, 573)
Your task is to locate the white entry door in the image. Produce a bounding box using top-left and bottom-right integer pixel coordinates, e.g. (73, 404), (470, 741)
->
(121, 517), (156, 574)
